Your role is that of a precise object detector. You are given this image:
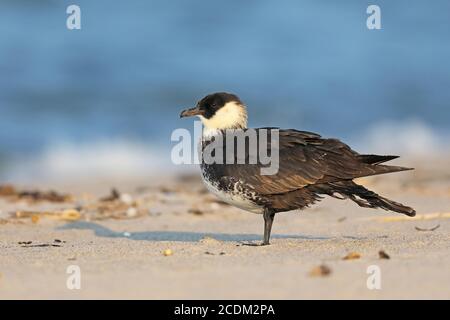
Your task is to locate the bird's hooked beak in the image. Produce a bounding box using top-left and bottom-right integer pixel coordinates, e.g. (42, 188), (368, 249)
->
(180, 106), (202, 118)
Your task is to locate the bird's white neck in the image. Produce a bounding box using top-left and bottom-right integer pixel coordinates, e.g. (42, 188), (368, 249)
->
(199, 101), (248, 134)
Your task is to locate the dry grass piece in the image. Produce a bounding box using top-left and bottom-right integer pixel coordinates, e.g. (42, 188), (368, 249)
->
(415, 224), (440, 231)
(343, 252), (361, 260)
(15, 209), (82, 222)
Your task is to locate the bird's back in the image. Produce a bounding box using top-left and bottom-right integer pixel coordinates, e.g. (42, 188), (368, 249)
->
(200, 128), (412, 213)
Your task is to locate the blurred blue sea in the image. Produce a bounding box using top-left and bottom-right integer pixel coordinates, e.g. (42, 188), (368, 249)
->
(0, 0), (449, 181)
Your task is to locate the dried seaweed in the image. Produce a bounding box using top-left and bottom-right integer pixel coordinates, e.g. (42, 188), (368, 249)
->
(0, 185), (71, 203)
(415, 224), (440, 232)
(15, 209), (82, 222)
(20, 243), (62, 248)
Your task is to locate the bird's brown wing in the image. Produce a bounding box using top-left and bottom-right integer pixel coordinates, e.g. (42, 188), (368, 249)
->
(216, 128), (410, 195)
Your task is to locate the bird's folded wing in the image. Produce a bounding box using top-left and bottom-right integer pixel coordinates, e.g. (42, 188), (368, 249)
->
(219, 129), (397, 195)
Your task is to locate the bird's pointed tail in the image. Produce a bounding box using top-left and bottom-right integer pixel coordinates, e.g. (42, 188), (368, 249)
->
(321, 181), (416, 216)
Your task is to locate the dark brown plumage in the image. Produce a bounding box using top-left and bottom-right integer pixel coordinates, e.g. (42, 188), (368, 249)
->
(213, 129), (415, 215)
(180, 92), (416, 245)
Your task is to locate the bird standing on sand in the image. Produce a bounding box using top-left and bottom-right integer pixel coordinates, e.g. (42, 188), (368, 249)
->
(180, 92), (415, 245)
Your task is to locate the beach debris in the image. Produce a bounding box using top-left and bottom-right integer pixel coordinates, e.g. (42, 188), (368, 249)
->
(378, 250), (390, 259)
(343, 252), (361, 260)
(19, 239), (65, 247)
(60, 209), (81, 220)
(100, 188), (121, 201)
(337, 216), (347, 223)
(188, 208), (204, 215)
(1, 183), (201, 224)
(415, 224), (440, 232)
(199, 236), (221, 244)
(309, 264), (332, 277)
(158, 186), (172, 193)
(81, 188), (147, 220)
(0, 185), (16, 196)
(120, 193), (134, 205)
(126, 207), (138, 217)
(15, 209), (82, 222)
(31, 214), (40, 224)
(83, 200), (144, 220)
(19, 190), (71, 202)
(0, 185), (72, 203)
(19, 242), (62, 248)
(162, 249), (173, 256)
(204, 251), (226, 255)
(15, 211), (42, 219)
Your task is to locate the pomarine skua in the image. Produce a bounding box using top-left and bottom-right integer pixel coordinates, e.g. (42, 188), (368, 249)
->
(180, 92), (415, 245)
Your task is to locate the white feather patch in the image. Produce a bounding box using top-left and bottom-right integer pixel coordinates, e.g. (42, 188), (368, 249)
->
(199, 101), (247, 130)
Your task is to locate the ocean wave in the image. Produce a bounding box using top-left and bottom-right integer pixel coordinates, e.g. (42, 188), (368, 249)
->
(355, 119), (449, 157)
(1, 140), (194, 183)
(1, 120), (448, 183)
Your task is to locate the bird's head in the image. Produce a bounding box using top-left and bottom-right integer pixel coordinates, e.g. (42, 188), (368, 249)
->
(180, 92), (247, 130)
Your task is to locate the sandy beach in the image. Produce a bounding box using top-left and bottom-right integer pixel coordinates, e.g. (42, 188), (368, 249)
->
(0, 158), (449, 300)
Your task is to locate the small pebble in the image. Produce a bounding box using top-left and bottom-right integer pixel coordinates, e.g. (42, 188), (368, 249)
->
(126, 207), (137, 217)
(379, 250), (390, 259)
(309, 264), (332, 277)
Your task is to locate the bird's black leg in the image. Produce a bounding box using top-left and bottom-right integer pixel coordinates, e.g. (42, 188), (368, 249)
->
(262, 209), (276, 245)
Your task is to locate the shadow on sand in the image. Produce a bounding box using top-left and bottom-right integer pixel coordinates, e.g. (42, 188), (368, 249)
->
(58, 221), (333, 242)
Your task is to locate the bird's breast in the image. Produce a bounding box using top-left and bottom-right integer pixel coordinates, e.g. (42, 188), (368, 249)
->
(200, 164), (264, 214)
